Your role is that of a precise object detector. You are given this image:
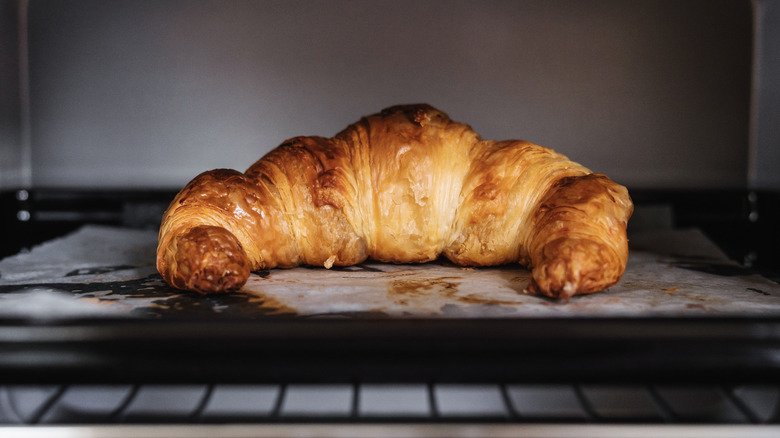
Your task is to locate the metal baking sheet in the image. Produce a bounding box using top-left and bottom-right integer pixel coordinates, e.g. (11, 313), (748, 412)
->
(1, 225), (778, 319)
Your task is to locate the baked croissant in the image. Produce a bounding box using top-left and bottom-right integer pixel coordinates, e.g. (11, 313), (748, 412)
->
(157, 104), (633, 299)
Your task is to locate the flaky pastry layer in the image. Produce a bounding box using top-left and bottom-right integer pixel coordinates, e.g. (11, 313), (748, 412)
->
(157, 104), (633, 299)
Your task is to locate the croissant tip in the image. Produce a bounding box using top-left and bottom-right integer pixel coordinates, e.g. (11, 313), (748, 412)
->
(525, 278), (579, 301)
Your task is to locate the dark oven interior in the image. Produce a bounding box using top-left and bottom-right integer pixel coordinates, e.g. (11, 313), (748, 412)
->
(1, 0), (780, 433)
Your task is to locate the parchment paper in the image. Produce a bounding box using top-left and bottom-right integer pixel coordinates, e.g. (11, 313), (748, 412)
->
(1, 225), (778, 319)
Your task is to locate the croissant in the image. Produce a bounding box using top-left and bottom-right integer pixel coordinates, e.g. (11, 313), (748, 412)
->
(157, 104), (633, 300)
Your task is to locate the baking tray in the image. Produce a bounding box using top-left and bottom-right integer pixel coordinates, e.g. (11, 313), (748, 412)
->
(1, 225), (779, 383)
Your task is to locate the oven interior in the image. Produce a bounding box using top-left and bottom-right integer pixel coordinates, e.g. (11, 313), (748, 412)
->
(1, 0), (779, 432)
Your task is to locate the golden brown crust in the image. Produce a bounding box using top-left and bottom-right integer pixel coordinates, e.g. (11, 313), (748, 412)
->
(162, 225), (251, 293)
(526, 174), (633, 299)
(157, 104), (633, 298)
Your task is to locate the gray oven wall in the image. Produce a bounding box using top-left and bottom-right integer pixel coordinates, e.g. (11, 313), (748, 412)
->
(0, 0), (24, 188)
(0, 0), (777, 190)
(753, 0), (780, 190)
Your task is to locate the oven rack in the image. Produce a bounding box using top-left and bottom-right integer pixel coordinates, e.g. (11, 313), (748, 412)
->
(1, 382), (778, 425)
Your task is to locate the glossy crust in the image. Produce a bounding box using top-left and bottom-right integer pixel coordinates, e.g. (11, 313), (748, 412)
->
(157, 104), (633, 299)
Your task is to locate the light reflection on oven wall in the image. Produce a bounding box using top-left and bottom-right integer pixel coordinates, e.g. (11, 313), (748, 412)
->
(0, 0), (778, 191)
